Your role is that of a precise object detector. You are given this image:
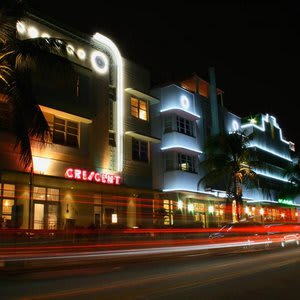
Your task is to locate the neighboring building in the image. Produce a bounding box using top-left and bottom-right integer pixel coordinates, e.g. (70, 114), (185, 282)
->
(150, 71), (300, 228)
(0, 13), (158, 230)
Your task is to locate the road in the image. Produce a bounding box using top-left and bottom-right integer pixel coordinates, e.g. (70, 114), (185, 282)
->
(1, 245), (300, 300)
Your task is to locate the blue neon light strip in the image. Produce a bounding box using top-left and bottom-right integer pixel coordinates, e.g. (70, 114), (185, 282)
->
(248, 143), (292, 161)
(161, 146), (203, 154)
(254, 169), (290, 182)
(241, 114), (290, 145)
(160, 107), (200, 119)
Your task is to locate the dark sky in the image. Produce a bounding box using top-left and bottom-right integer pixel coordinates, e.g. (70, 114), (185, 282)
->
(27, 0), (300, 150)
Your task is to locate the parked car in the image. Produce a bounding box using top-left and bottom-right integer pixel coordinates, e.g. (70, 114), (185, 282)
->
(209, 220), (268, 249)
(264, 223), (300, 248)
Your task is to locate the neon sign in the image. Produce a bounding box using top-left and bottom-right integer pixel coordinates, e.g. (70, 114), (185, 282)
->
(65, 168), (121, 185)
(278, 199), (294, 205)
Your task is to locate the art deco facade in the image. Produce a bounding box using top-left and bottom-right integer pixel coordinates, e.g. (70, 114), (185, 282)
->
(150, 72), (300, 227)
(0, 13), (299, 231)
(0, 13), (157, 230)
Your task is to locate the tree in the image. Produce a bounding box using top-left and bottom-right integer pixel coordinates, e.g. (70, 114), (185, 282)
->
(279, 158), (300, 200)
(0, 0), (74, 168)
(197, 131), (266, 222)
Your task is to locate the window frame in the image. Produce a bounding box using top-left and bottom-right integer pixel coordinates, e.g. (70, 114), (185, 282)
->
(132, 138), (149, 163)
(177, 153), (196, 173)
(0, 183), (15, 223)
(130, 97), (148, 121)
(53, 116), (80, 148)
(176, 116), (194, 137)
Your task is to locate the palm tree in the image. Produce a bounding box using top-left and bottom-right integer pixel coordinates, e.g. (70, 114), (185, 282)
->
(279, 158), (300, 200)
(0, 0), (74, 168)
(197, 131), (265, 222)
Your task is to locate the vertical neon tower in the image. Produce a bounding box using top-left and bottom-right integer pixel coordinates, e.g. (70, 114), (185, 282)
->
(92, 33), (124, 172)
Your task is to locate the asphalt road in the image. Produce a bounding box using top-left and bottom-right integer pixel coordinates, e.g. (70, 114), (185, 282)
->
(1, 245), (300, 300)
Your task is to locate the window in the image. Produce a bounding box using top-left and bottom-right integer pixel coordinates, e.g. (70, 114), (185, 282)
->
(131, 97), (148, 121)
(178, 154), (196, 173)
(164, 116), (173, 133)
(33, 187), (60, 230)
(164, 199), (173, 225)
(0, 184), (15, 223)
(53, 117), (79, 148)
(109, 131), (116, 147)
(176, 116), (193, 136)
(132, 138), (148, 162)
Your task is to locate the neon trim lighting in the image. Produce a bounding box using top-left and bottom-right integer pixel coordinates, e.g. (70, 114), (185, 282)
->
(163, 188), (199, 193)
(93, 32), (123, 172)
(232, 120), (239, 131)
(65, 168), (121, 185)
(66, 44), (75, 55)
(278, 199), (294, 205)
(254, 169), (290, 183)
(245, 198), (300, 207)
(161, 146), (202, 154)
(91, 50), (109, 74)
(16, 21), (26, 34)
(41, 33), (50, 38)
(160, 108), (200, 119)
(27, 26), (39, 38)
(77, 49), (86, 60)
(180, 95), (190, 109)
(162, 188), (226, 198)
(241, 114), (290, 145)
(248, 143), (292, 161)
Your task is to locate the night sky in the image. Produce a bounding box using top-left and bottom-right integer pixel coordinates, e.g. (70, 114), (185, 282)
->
(27, 0), (299, 150)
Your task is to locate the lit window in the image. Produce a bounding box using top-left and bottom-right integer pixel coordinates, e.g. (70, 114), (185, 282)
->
(163, 199), (173, 225)
(32, 186), (60, 230)
(130, 97), (148, 121)
(47, 188), (59, 202)
(132, 138), (148, 162)
(53, 117), (79, 148)
(178, 154), (196, 173)
(33, 187), (46, 201)
(0, 184), (15, 223)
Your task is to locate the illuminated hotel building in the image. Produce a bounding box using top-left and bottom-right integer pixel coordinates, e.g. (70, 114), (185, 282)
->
(150, 72), (300, 227)
(0, 14), (299, 232)
(0, 13), (158, 230)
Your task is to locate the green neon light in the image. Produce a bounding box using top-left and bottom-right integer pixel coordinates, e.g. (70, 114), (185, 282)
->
(278, 199), (294, 205)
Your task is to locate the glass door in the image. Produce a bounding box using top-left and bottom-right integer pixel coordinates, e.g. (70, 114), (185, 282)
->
(34, 203), (44, 229)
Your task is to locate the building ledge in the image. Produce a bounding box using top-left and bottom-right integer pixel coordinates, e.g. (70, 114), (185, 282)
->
(125, 88), (160, 105)
(125, 131), (160, 143)
(40, 105), (92, 124)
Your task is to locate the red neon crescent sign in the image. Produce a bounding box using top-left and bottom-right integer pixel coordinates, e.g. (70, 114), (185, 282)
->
(65, 168), (121, 185)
